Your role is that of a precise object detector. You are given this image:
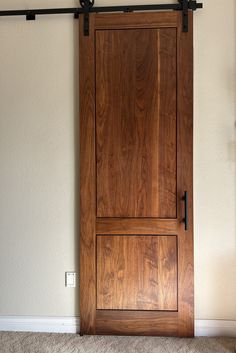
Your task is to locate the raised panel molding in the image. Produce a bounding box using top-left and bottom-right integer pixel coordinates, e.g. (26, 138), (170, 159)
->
(0, 317), (235, 337)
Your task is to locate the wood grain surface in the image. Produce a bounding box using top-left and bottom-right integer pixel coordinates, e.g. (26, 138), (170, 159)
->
(176, 12), (194, 337)
(96, 28), (177, 218)
(80, 11), (194, 337)
(95, 11), (179, 30)
(79, 15), (96, 335)
(97, 235), (178, 311)
(96, 310), (178, 336)
(96, 218), (178, 235)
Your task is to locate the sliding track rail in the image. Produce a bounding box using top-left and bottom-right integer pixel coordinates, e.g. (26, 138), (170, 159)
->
(0, 0), (203, 35)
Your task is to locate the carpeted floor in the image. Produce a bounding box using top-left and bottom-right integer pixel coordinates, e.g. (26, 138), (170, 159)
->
(0, 332), (236, 353)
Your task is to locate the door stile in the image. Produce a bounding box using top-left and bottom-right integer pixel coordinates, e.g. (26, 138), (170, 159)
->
(79, 14), (96, 335)
(177, 11), (194, 337)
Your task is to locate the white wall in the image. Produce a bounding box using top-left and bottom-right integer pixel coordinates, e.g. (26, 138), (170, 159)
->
(194, 0), (236, 320)
(0, 0), (235, 320)
(0, 0), (79, 316)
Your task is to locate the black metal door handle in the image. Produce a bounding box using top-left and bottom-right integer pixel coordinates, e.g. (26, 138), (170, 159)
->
(183, 191), (188, 231)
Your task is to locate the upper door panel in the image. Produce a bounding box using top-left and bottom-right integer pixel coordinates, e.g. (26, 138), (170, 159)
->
(96, 28), (177, 218)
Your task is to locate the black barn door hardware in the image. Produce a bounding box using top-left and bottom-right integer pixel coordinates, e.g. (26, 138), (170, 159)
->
(79, 0), (94, 36)
(180, 0), (189, 32)
(0, 0), (203, 35)
(183, 191), (189, 231)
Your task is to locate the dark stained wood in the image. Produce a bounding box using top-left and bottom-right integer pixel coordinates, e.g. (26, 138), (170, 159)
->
(95, 11), (179, 30)
(79, 14), (96, 335)
(96, 28), (177, 218)
(96, 311), (178, 336)
(177, 12), (194, 338)
(97, 235), (178, 311)
(157, 28), (178, 217)
(96, 218), (178, 235)
(80, 11), (194, 337)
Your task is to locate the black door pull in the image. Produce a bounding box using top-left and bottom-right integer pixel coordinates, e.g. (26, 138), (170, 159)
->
(183, 191), (188, 231)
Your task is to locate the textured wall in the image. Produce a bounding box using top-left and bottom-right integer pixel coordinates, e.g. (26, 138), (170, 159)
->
(0, 0), (235, 319)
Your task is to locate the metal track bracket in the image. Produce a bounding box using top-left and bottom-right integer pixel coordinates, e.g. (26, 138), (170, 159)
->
(80, 0), (94, 36)
(0, 1), (203, 36)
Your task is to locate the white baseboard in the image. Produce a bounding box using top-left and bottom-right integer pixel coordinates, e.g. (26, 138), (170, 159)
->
(0, 316), (80, 334)
(0, 317), (235, 337)
(195, 319), (236, 337)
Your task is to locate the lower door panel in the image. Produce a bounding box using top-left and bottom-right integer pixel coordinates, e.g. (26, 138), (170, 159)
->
(96, 235), (179, 336)
(97, 235), (178, 311)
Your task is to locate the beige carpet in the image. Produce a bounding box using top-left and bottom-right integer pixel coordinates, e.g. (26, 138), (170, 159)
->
(0, 332), (236, 353)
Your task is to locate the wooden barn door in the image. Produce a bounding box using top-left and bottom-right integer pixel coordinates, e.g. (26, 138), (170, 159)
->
(80, 11), (193, 337)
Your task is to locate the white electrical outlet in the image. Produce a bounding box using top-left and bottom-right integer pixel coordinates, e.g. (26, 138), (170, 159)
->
(65, 272), (76, 288)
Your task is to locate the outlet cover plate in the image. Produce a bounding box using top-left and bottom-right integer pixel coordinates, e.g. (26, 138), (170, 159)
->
(65, 272), (76, 288)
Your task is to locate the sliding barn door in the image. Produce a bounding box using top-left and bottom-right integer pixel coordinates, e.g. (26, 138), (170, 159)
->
(80, 11), (193, 337)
